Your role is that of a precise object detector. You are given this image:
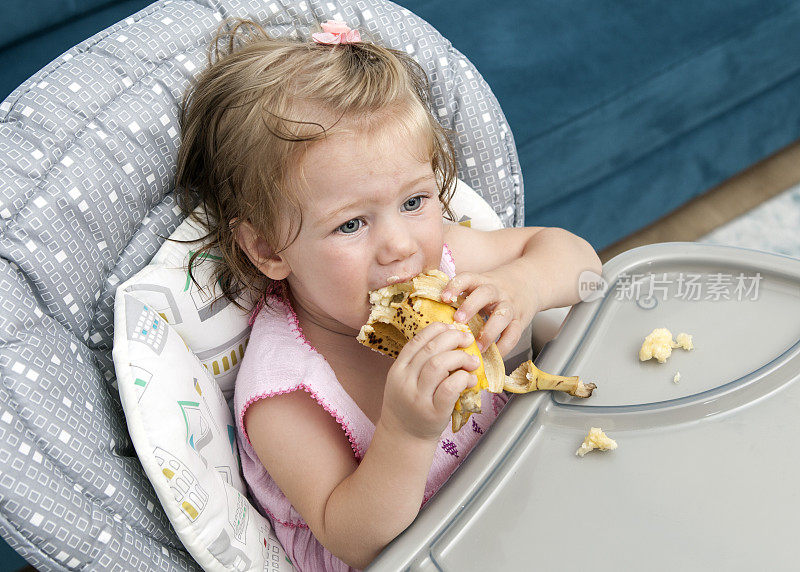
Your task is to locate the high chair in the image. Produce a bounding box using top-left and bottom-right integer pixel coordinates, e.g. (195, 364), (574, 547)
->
(0, 0), (526, 569)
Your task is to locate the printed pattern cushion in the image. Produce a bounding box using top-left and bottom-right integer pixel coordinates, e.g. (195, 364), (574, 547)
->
(0, 0), (522, 570)
(117, 213), (253, 402)
(111, 178), (500, 570)
(113, 293), (293, 571)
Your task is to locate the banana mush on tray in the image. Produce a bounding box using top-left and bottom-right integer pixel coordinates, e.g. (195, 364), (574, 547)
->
(357, 270), (597, 432)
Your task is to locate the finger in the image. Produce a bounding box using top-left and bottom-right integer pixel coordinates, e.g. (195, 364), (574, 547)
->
(441, 272), (480, 304)
(401, 326), (475, 381)
(410, 333), (480, 391)
(475, 301), (514, 351)
(432, 370), (475, 415)
(494, 318), (524, 357)
(417, 348), (481, 393)
(453, 283), (500, 324)
(394, 321), (450, 368)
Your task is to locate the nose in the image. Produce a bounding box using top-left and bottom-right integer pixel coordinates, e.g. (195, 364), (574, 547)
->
(377, 215), (417, 265)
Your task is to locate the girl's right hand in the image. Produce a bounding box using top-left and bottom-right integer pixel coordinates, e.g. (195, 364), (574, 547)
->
(378, 322), (480, 441)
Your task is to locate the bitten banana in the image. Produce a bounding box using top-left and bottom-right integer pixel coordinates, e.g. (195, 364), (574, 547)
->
(357, 270), (596, 433)
(357, 270), (505, 432)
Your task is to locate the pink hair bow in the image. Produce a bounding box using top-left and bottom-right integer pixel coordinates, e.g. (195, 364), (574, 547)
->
(312, 20), (361, 45)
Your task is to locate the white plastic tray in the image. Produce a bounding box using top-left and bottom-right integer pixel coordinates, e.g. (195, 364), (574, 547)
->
(368, 242), (800, 571)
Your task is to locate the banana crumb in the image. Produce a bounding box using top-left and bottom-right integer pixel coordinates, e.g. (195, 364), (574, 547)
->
(675, 332), (693, 351)
(576, 427), (617, 457)
(673, 371), (681, 384)
(639, 328), (694, 363)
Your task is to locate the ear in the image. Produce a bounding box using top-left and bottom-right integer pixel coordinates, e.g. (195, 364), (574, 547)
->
(233, 220), (291, 280)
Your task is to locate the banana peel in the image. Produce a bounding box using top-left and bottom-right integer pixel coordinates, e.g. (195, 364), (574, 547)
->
(505, 361), (596, 397)
(357, 270), (595, 432)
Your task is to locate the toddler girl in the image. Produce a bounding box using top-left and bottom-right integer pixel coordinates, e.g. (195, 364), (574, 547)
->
(175, 19), (602, 571)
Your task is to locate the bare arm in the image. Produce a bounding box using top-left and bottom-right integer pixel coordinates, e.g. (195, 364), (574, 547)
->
(443, 224), (602, 311)
(245, 324), (476, 569)
(442, 224), (602, 354)
(246, 394), (436, 568)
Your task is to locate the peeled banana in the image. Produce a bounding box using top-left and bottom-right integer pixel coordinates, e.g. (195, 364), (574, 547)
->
(357, 270), (504, 432)
(357, 270), (595, 433)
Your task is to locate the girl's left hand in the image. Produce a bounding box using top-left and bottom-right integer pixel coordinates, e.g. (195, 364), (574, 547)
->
(440, 269), (541, 357)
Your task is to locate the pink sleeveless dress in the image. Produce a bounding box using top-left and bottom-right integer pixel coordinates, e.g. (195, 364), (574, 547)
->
(234, 245), (508, 571)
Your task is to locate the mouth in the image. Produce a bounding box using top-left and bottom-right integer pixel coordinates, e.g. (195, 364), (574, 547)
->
(367, 272), (420, 294)
(384, 272), (419, 287)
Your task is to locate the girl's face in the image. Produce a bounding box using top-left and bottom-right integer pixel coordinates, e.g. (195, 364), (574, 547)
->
(278, 124), (445, 335)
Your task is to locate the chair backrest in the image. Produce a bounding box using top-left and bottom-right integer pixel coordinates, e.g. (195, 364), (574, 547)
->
(0, 0), (522, 569)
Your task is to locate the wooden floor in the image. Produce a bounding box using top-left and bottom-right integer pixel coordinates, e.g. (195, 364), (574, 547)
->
(599, 140), (800, 263)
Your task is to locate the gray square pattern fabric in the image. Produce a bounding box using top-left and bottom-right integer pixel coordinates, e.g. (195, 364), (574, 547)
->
(0, 0), (523, 569)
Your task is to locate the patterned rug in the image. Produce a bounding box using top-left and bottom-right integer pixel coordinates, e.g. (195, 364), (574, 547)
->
(697, 181), (800, 259)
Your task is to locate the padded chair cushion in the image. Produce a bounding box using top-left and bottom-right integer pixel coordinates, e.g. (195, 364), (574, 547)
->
(0, 1), (521, 569)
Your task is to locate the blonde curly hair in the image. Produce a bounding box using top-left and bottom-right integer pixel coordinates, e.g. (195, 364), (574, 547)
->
(175, 19), (457, 310)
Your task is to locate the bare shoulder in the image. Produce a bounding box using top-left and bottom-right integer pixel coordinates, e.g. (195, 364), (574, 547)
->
(244, 390), (358, 532)
(442, 222), (547, 274)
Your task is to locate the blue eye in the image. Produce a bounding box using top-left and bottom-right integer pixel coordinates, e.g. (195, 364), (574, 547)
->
(403, 196), (423, 211)
(338, 219), (362, 234)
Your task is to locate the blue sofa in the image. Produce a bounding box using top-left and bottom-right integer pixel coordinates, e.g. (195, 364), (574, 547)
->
(399, 0), (800, 250)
